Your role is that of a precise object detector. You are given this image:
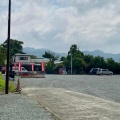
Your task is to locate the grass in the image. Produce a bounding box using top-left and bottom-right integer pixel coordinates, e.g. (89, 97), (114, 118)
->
(0, 73), (16, 93)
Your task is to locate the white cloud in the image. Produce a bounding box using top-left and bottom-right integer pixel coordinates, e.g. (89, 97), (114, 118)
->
(1, 0), (120, 53)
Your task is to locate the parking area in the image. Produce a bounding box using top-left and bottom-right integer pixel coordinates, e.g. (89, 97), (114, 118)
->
(18, 75), (120, 103)
(17, 75), (120, 120)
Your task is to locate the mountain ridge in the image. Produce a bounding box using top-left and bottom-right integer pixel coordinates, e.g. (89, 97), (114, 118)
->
(23, 47), (67, 58)
(23, 47), (120, 62)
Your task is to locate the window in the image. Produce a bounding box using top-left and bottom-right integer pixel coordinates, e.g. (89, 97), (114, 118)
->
(19, 57), (28, 60)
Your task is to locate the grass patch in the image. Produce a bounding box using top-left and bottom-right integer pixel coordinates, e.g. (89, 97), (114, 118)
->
(0, 73), (16, 92)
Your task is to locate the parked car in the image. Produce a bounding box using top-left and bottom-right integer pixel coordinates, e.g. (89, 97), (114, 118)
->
(96, 69), (113, 75)
(89, 68), (101, 75)
(12, 67), (28, 74)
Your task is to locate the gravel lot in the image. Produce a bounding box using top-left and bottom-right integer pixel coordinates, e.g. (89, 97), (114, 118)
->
(2, 75), (120, 120)
(13, 74), (120, 120)
(19, 75), (120, 103)
(0, 94), (59, 120)
(23, 87), (120, 120)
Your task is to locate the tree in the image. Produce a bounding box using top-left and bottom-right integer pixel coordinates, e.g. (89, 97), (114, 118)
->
(83, 55), (94, 73)
(0, 45), (6, 65)
(68, 44), (84, 58)
(60, 56), (66, 61)
(72, 57), (86, 74)
(106, 58), (115, 71)
(60, 44), (120, 74)
(91, 56), (106, 68)
(1, 39), (23, 57)
(63, 44), (85, 74)
(42, 51), (59, 73)
(30, 55), (37, 59)
(42, 51), (59, 63)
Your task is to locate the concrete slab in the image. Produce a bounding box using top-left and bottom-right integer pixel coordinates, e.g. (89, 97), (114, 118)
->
(23, 88), (120, 120)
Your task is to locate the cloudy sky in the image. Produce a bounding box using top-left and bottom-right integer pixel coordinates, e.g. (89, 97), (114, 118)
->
(0, 0), (120, 53)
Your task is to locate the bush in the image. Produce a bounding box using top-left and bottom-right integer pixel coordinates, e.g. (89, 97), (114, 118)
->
(0, 73), (16, 92)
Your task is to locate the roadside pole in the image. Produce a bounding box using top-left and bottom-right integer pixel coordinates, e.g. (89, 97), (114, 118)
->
(5, 0), (11, 94)
(71, 52), (72, 74)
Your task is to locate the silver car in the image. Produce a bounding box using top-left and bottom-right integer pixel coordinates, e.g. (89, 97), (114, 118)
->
(96, 69), (113, 75)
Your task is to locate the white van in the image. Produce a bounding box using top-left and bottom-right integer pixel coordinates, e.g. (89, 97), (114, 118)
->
(12, 67), (28, 73)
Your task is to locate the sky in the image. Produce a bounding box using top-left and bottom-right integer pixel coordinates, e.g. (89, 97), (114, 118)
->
(0, 0), (120, 54)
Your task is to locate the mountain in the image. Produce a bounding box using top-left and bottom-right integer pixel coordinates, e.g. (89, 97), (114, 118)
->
(23, 47), (67, 58)
(83, 50), (120, 62)
(23, 47), (120, 62)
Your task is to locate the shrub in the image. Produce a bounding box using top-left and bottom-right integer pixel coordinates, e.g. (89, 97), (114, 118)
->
(0, 73), (15, 92)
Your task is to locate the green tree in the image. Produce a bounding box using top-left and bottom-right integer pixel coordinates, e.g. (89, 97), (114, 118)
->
(83, 55), (94, 73)
(1, 39), (23, 58)
(0, 45), (6, 65)
(112, 62), (120, 74)
(90, 56), (106, 68)
(30, 55), (37, 59)
(42, 51), (59, 63)
(68, 44), (84, 58)
(63, 44), (85, 74)
(60, 56), (66, 61)
(72, 57), (86, 74)
(42, 51), (59, 73)
(106, 58), (117, 73)
(61, 44), (120, 74)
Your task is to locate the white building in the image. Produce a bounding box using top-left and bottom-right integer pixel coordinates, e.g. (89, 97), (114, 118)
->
(12, 53), (49, 64)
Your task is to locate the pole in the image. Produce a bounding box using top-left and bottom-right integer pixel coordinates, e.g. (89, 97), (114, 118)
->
(5, 0), (11, 94)
(71, 52), (72, 74)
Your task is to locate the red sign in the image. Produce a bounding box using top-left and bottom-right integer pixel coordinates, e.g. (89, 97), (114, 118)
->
(31, 63), (34, 71)
(41, 62), (45, 72)
(18, 62), (22, 71)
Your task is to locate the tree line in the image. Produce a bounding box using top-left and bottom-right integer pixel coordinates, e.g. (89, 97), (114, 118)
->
(44, 44), (120, 74)
(0, 39), (23, 65)
(0, 39), (120, 74)
(0, 39), (36, 65)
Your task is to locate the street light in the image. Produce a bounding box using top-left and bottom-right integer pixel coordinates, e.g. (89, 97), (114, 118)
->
(5, 0), (11, 94)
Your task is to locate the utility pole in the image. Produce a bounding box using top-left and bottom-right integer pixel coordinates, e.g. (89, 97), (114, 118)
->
(5, 0), (11, 94)
(71, 52), (72, 74)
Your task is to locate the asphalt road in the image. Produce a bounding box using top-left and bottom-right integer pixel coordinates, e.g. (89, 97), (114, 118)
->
(20, 75), (120, 103)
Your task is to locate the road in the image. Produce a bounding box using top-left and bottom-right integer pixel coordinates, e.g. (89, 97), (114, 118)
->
(19, 75), (120, 120)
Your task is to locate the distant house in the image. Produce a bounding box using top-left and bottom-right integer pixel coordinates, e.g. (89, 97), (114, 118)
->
(12, 53), (63, 73)
(12, 53), (31, 64)
(12, 53), (63, 64)
(12, 53), (49, 64)
(12, 53), (48, 72)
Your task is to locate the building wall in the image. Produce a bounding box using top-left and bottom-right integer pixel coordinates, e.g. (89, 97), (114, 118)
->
(14, 55), (31, 63)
